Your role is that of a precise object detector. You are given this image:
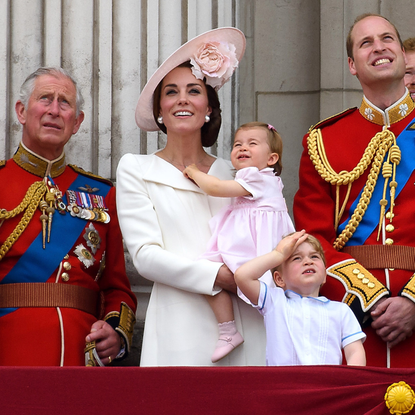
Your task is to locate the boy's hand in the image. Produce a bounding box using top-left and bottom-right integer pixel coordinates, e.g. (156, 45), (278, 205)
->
(275, 230), (308, 260)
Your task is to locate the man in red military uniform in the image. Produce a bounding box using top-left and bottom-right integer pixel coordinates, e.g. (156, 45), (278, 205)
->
(294, 14), (415, 368)
(0, 67), (136, 366)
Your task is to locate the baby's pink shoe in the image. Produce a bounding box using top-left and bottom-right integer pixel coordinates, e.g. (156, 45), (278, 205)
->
(211, 321), (244, 363)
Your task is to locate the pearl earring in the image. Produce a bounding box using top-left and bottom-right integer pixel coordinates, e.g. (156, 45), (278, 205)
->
(205, 115), (210, 123)
(157, 116), (163, 124)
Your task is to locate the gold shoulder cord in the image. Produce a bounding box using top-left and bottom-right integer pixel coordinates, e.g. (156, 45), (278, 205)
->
(307, 127), (399, 250)
(0, 180), (47, 261)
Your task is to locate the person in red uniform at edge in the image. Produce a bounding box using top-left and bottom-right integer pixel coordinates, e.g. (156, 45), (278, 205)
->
(294, 13), (415, 368)
(403, 37), (415, 101)
(0, 67), (137, 366)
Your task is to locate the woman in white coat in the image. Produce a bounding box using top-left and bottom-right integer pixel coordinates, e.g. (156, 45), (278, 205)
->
(116, 28), (266, 366)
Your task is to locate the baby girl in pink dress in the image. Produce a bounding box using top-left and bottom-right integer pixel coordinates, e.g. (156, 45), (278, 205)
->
(184, 122), (294, 363)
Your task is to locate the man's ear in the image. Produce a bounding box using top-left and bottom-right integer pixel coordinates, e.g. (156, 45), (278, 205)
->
(72, 111), (85, 135)
(273, 270), (286, 289)
(348, 56), (357, 76)
(15, 101), (26, 125)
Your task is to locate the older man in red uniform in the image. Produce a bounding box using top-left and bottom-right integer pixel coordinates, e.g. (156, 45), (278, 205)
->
(294, 14), (415, 368)
(0, 67), (136, 366)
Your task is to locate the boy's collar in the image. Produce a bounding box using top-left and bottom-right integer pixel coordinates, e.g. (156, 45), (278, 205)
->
(284, 289), (329, 303)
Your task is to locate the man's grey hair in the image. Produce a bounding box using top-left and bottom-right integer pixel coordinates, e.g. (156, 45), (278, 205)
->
(19, 67), (85, 116)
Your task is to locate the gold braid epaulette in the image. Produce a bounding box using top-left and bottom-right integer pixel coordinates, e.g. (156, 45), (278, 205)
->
(68, 164), (113, 186)
(307, 127), (396, 250)
(327, 260), (389, 311)
(0, 180), (47, 261)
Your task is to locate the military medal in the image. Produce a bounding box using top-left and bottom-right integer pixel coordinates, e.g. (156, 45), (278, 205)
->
(74, 244), (95, 268)
(66, 189), (110, 223)
(83, 223), (101, 254)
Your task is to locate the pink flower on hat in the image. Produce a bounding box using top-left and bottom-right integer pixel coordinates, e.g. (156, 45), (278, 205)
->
(190, 41), (238, 90)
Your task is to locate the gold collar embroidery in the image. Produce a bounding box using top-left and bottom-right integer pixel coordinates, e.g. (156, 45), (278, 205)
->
(359, 90), (414, 126)
(13, 143), (66, 178)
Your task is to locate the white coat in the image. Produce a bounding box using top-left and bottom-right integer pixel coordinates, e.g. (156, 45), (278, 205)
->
(116, 153), (266, 366)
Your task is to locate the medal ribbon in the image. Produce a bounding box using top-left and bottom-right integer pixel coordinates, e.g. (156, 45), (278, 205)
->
(68, 191), (107, 211)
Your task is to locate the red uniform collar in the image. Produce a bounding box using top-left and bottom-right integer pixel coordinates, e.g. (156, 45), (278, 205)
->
(13, 143), (66, 178)
(359, 89), (414, 126)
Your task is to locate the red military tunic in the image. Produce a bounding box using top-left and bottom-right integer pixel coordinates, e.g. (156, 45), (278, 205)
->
(294, 91), (415, 367)
(0, 143), (137, 366)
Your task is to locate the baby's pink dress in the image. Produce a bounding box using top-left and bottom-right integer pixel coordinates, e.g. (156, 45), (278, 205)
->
(201, 167), (295, 292)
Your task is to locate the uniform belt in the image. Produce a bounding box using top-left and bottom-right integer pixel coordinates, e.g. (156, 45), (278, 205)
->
(0, 283), (99, 317)
(342, 245), (415, 271)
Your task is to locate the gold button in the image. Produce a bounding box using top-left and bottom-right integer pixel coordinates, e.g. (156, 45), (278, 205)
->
(61, 272), (70, 282)
(64, 254), (69, 260)
(362, 278), (370, 284)
(352, 268), (360, 275)
(386, 212), (395, 220)
(385, 238), (394, 245)
(385, 224), (395, 232)
(357, 273), (365, 280)
(367, 282), (375, 289)
(63, 262), (71, 271)
(389, 268), (395, 271)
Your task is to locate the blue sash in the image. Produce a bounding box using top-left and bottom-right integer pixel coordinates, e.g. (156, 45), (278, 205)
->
(337, 118), (415, 246)
(0, 173), (111, 316)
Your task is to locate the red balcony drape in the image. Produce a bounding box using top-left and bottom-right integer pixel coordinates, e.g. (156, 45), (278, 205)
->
(2, 365), (414, 414)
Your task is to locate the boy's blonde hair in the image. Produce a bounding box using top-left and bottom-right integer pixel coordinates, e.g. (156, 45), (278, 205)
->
(235, 121), (283, 175)
(271, 233), (326, 276)
(403, 37), (415, 53)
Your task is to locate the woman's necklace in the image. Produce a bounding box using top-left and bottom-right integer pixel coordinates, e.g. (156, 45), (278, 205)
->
(161, 152), (209, 170)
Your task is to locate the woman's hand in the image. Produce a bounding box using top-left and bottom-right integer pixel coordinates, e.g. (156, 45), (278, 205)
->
(215, 264), (237, 294)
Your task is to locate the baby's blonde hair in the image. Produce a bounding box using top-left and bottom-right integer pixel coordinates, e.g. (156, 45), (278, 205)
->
(235, 121), (283, 175)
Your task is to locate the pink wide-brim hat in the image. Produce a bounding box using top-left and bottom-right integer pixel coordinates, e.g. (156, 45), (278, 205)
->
(135, 27), (246, 131)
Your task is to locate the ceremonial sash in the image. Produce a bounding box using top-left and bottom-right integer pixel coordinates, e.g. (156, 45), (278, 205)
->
(337, 118), (415, 246)
(0, 174), (111, 316)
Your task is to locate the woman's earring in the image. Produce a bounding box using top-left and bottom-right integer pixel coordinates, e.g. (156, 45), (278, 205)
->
(157, 116), (163, 124)
(205, 115), (210, 123)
